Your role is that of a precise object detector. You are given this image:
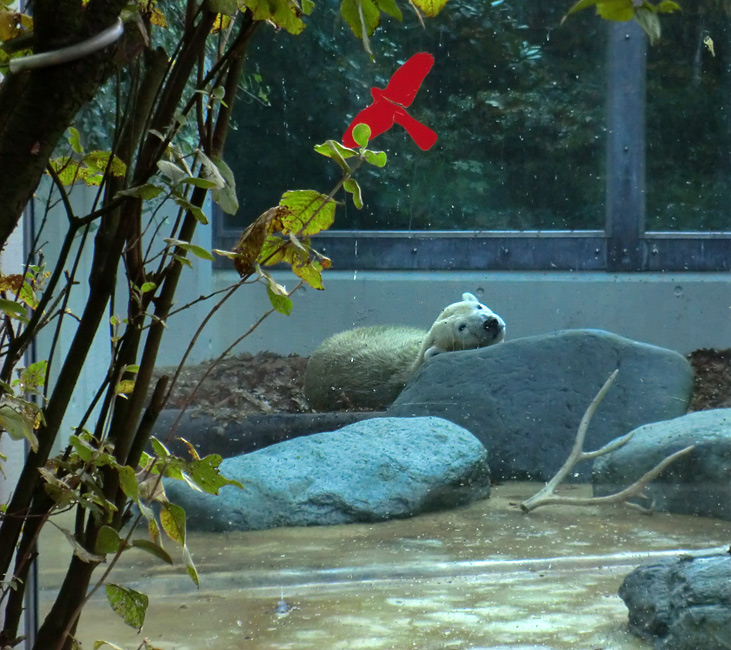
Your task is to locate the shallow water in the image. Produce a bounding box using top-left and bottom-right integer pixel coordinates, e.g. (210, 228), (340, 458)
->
(40, 483), (731, 649)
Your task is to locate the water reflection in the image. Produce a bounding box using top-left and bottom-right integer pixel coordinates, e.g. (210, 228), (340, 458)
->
(41, 483), (731, 649)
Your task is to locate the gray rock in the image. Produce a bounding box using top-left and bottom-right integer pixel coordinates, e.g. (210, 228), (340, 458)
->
(592, 409), (731, 520)
(165, 416), (491, 532)
(387, 329), (693, 482)
(619, 554), (731, 650)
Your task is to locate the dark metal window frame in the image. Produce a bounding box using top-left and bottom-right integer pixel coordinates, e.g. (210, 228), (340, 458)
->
(215, 22), (731, 273)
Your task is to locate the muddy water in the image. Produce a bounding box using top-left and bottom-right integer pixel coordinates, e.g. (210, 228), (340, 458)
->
(40, 483), (731, 649)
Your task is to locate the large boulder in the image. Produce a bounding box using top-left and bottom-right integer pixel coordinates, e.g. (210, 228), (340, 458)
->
(387, 329), (693, 481)
(165, 416), (491, 532)
(619, 554), (731, 650)
(592, 409), (731, 520)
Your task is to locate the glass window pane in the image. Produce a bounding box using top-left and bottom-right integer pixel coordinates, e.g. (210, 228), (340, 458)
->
(646, 4), (731, 232)
(221, 0), (607, 232)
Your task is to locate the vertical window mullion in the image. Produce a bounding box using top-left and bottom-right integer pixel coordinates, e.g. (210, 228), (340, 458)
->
(606, 21), (648, 272)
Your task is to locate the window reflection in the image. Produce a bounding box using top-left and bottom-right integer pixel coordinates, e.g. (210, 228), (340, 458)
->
(222, 0), (606, 232)
(646, 2), (731, 232)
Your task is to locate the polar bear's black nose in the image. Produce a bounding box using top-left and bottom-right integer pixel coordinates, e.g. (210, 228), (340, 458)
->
(484, 317), (502, 335)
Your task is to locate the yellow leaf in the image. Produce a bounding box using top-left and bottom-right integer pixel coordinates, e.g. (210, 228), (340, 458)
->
(409, 0), (449, 18)
(115, 380), (136, 396)
(292, 260), (325, 290)
(211, 13), (232, 33)
(150, 6), (167, 27)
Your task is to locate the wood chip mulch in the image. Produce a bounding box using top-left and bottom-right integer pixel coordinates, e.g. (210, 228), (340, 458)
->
(153, 348), (731, 419)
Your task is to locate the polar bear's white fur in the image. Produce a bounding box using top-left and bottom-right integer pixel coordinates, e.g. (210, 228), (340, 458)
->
(303, 293), (505, 411)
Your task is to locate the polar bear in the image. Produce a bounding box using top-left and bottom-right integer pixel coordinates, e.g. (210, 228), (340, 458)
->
(303, 292), (505, 411)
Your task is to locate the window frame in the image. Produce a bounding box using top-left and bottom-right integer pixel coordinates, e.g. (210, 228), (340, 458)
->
(214, 22), (731, 273)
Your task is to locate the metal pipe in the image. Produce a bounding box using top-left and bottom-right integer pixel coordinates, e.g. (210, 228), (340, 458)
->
(9, 18), (124, 74)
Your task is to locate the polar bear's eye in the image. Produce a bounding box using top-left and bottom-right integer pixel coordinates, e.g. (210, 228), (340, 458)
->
(458, 323), (467, 332)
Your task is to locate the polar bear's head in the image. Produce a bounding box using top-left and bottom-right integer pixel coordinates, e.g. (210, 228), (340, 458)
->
(420, 292), (505, 362)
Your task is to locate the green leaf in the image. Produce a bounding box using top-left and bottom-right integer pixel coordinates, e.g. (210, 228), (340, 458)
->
(210, 156), (239, 215)
(209, 0), (239, 14)
(352, 123), (371, 148)
(69, 434), (94, 462)
(84, 151), (127, 177)
(292, 259), (325, 290)
(182, 545), (200, 587)
(68, 127), (83, 154)
(137, 500), (155, 522)
(565, 0), (601, 18)
(60, 526), (106, 563)
(363, 149), (387, 167)
(19, 360), (47, 389)
(164, 238), (216, 262)
(180, 176), (218, 190)
(150, 437), (171, 459)
(301, 0), (315, 14)
(240, 0), (306, 34)
(139, 282), (157, 293)
(117, 465), (139, 501)
(94, 641), (125, 650)
(172, 254), (193, 269)
(566, 0), (635, 21)
(157, 160), (187, 186)
(314, 140), (354, 172)
(340, 0), (380, 38)
(95, 526), (122, 555)
(160, 502), (186, 547)
(173, 196), (209, 224)
(105, 584), (148, 631)
(597, 0), (634, 22)
(114, 184), (164, 200)
(0, 298), (28, 322)
(656, 0), (681, 12)
(47, 157), (81, 185)
(19, 279), (39, 308)
(375, 0), (402, 20)
(185, 455), (244, 494)
(267, 285), (294, 315)
(198, 151), (226, 189)
(148, 516), (162, 547)
(634, 6), (661, 43)
(315, 139), (357, 160)
(343, 178), (363, 209)
(0, 405), (38, 452)
(131, 539), (173, 564)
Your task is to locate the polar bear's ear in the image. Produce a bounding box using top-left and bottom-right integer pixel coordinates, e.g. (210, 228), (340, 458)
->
(462, 292), (479, 303)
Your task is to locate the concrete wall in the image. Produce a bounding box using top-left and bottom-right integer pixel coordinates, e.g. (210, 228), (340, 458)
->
(154, 268), (731, 366)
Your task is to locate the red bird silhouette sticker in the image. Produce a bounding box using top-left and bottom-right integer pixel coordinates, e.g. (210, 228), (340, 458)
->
(343, 52), (437, 151)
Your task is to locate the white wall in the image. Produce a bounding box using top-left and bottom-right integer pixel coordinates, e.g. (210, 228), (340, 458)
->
(0, 221), (26, 505)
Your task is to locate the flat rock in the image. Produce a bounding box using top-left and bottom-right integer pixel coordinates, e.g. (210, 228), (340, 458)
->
(387, 329), (693, 481)
(165, 416), (491, 532)
(592, 408), (731, 520)
(619, 554), (731, 650)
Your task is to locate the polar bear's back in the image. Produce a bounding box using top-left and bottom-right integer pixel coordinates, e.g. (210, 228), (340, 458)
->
(304, 325), (425, 411)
